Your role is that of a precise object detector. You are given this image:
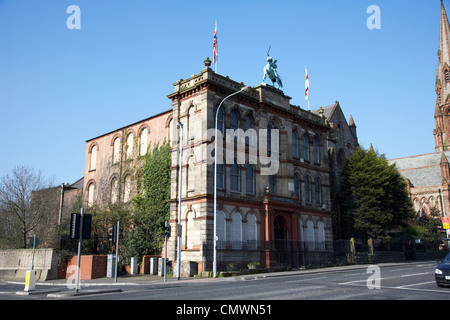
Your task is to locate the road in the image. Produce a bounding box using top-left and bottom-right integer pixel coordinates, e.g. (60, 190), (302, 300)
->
(1, 261), (448, 302)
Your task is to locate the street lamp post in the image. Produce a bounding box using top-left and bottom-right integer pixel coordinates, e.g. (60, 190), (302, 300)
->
(177, 122), (183, 280)
(213, 85), (250, 278)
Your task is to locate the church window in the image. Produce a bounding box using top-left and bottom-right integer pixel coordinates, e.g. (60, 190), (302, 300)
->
(446, 69), (450, 83)
(112, 137), (121, 164)
(139, 127), (149, 156)
(89, 144), (97, 171)
(126, 131), (134, 159)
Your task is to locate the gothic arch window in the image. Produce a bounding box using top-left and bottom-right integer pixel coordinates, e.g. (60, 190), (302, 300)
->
(112, 136), (121, 164)
(123, 175), (132, 203)
(126, 131), (135, 159)
(139, 127), (149, 156)
(89, 143), (98, 171)
(87, 180), (95, 207)
(111, 177), (119, 204)
(231, 211), (242, 249)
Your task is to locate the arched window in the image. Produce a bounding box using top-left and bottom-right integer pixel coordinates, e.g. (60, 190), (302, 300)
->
(306, 219), (315, 251)
(87, 182), (95, 207)
(245, 114), (254, 145)
(217, 210), (226, 249)
(246, 213), (258, 249)
(111, 178), (119, 204)
(112, 137), (121, 164)
(315, 177), (322, 205)
(126, 132), (134, 159)
(140, 127), (149, 156)
(305, 176), (312, 203)
(316, 221), (325, 251)
(230, 110), (239, 130)
(313, 137), (320, 163)
(215, 106), (224, 134)
(246, 164), (254, 195)
(267, 123), (278, 155)
(188, 106), (195, 140)
(294, 173), (301, 201)
(185, 210), (198, 249)
(231, 211), (242, 249)
(89, 144), (97, 171)
(292, 131), (299, 158)
(302, 135), (310, 161)
(231, 162), (240, 191)
(123, 175), (132, 203)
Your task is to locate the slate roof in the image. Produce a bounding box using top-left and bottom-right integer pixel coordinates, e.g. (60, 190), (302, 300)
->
(388, 151), (450, 188)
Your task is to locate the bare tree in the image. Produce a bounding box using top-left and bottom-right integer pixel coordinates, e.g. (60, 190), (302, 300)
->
(0, 165), (53, 248)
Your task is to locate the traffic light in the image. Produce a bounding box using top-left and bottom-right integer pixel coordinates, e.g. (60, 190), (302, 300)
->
(164, 224), (171, 238)
(108, 225), (117, 244)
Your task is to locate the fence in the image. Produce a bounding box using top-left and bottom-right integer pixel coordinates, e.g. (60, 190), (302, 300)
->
(203, 240), (334, 272)
(205, 238), (450, 272)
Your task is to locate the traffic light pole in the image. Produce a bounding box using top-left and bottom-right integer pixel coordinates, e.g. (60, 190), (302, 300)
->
(75, 208), (84, 293)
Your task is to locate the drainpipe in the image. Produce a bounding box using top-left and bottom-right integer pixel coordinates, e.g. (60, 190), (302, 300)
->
(58, 183), (65, 225)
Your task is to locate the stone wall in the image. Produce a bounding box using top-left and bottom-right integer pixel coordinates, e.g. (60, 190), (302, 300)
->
(0, 248), (58, 281)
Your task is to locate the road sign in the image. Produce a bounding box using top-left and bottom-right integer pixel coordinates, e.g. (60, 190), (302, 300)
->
(29, 236), (39, 248)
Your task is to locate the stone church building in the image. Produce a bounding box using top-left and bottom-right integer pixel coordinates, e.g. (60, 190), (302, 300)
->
(388, 1), (450, 221)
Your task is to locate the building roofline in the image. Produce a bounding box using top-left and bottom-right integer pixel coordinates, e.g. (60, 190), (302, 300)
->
(85, 108), (172, 142)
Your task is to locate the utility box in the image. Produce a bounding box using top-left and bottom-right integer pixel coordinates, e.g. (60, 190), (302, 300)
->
(158, 258), (167, 277)
(107, 254), (116, 278)
(130, 257), (138, 275)
(150, 258), (158, 275)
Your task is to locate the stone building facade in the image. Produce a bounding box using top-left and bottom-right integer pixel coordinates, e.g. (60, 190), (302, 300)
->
(77, 57), (358, 273)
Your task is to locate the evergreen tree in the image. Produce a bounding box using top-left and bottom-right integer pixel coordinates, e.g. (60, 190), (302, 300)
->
(339, 146), (414, 240)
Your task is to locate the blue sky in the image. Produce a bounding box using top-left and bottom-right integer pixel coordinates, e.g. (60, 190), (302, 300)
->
(0, 0), (442, 184)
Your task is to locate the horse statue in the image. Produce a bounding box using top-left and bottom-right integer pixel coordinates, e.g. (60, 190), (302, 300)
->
(262, 53), (283, 89)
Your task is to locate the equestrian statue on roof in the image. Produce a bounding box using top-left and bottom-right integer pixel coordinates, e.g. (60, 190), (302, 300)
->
(262, 46), (283, 89)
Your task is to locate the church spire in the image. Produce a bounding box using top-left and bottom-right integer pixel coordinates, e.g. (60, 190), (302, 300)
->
(435, 1), (450, 151)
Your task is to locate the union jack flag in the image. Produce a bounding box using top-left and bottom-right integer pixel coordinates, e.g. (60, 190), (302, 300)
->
(213, 21), (218, 64)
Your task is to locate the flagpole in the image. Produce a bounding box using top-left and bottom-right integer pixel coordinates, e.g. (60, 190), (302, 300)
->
(214, 20), (218, 73)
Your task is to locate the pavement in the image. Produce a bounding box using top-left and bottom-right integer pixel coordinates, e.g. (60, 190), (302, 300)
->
(7, 260), (439, 298)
